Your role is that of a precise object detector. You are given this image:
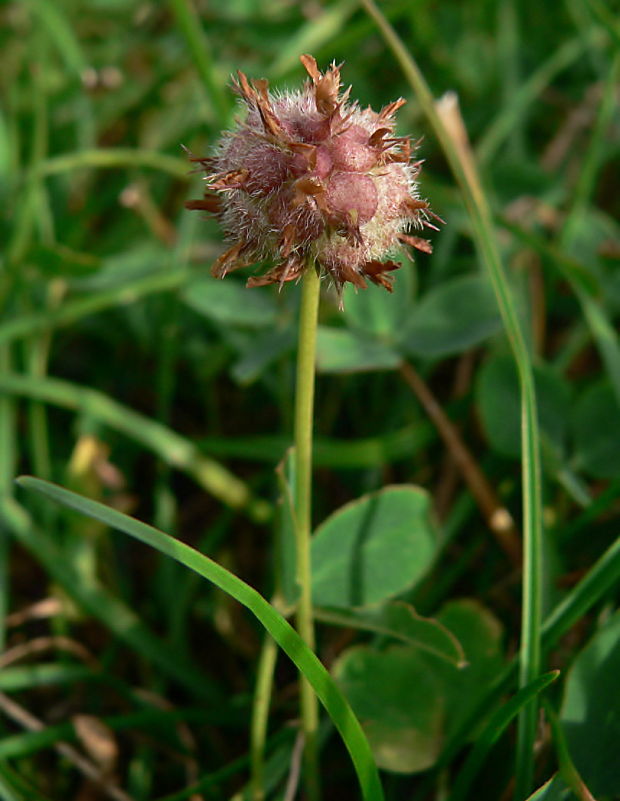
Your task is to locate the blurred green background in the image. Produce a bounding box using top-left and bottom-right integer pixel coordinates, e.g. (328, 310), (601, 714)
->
(1, 1), (619, 799)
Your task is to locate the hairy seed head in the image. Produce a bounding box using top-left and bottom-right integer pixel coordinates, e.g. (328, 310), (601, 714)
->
(185, 54), (442, 296)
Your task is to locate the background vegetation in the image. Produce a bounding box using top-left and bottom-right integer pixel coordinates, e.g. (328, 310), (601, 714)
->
(1, 1), (619, 800)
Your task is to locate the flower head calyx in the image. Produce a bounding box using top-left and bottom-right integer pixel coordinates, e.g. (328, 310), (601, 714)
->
(185, 55), (441, 296)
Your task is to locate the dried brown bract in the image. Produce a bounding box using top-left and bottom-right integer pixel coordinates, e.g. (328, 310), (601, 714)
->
(186, 55), (441, 297)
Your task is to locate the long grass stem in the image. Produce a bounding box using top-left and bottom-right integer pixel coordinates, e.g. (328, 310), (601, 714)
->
(293, 263), (321, 801)
(250, 634), (279, 801)
(359, 3), (544, 796)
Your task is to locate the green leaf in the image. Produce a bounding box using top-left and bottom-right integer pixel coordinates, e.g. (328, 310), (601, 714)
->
(571, 379), (620, 478)
(316, 326), (401, 373)
(399, 274), (503, 358)
(70, 242), (167, 291)
(343, 256), (414, 340)
(0, 761), (54, 801)
(316, 601), (465, 666)
(560, 610), (620, 797)
(525, 775), (574, 801)
(333, 644), (443, 773)
(182, 278), (278, 328)
(16, 477), (385, 801)
(311, 486), (438, 607)
(230, 326), (295, 384)
(477, 354), (571, 458)
(423, 599), (505, 741)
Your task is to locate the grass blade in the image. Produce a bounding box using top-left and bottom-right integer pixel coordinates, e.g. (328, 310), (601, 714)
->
(167, 0), (230, 122)
(17, 476), (386, 801)
(0, 373), (269, 522)
(0, 267), (195, 347)
(450, 672), (560, 801)
(359, 3), (544, 795)
(35, 149), (188, 180)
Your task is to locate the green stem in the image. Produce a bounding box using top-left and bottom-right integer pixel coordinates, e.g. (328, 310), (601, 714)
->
(250, 633), (279, 801)
(358, 3), (544, 797)
(293, 264), (321, 801)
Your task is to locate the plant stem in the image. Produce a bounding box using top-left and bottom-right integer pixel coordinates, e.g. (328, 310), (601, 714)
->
(293, 263), (321, 801)
(250, 633), (279, 801)
(359, 3), (544, 797)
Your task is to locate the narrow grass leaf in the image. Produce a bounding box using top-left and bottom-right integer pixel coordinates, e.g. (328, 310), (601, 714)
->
(0, 373), (269, 521)
(450, 671), (560, 801)
(0, 762), (53, 801)
(36, 149), (188, 180)
(358, 6), (545, 793)
(270, 0), (358, 78)
(0, 267), (195, 346)
(17, 477), (386, 801)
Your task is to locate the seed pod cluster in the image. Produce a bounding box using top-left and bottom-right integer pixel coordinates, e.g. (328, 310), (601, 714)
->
(186, 54), (440, 296)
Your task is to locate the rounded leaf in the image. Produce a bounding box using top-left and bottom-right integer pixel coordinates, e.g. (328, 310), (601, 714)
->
(399, 274), (502, 358)
(560, 611), (620, 797)
(571, 380), (620, 478)
(476, 354), (571, 458)
(316, 327), (401, 373)
(182, 277), (277, 327)
(311, 486), (438, 607)
(333, 644), (443, 774)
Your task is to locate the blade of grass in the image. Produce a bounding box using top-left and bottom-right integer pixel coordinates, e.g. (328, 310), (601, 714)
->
(0, 703), (247, 761)
(559, 52), (620, 404)
(560, 53), (619, 248)
(270, 0), (358, 78)
(0, 664), (93, 692)
(250, 634), (279, 801)
(25, 0), (87, 75)
(35, 149), (189, 180)
(167, 0), (230, 123)
(584, 0), (620, 47)
(500, 217), (620, 407)
(17, 476), (386, 801)
(198, 423), (434, 467)
(0, 266), (195, 347)
(450, 672), (560, 801)
(156, 731), (295, 801)
(359, 4), (544, 795)
(0, 372), (270, 522)
(476, 27), (605, 164)
(0, 762), (53, 801)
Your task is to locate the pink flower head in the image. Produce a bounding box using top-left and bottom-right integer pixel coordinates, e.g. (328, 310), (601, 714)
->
(186, 55), (441, 296)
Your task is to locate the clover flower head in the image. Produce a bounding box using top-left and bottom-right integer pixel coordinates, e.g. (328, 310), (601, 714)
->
(186, 54), (441, 298)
